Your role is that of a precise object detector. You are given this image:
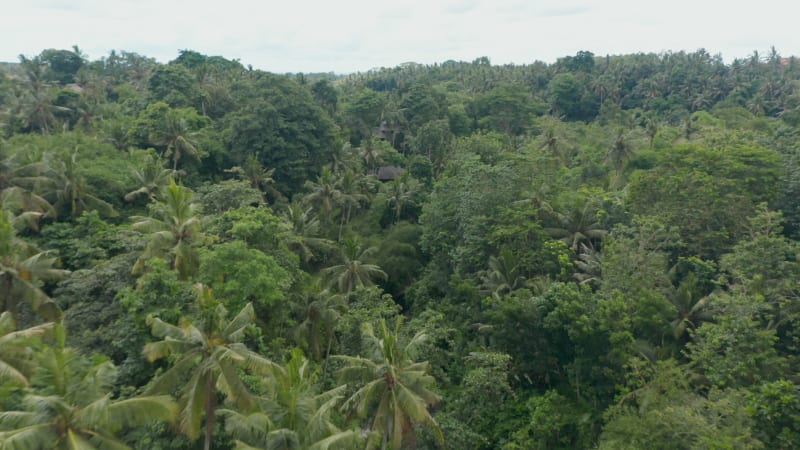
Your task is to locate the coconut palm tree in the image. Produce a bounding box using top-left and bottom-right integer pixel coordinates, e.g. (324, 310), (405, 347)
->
(322, 238), (387, 294)
(538, 124), (570, 167)
(131, 179), (201, 279)
(384, 172), (418, 223)
(0, 311), (53, 386)
(606, 128), (637, 182)
(124, 151), (172, 202)
(668, 273), (713, 340)
(282, 204), (333, 264)
(329, 142), (362, 174)
(0, 211), (68, 321)
(43, 149), (116, 218)
(151, 114), (201, 172)
(481, 246), (525, 300)
(144, 284), (273, 450)
(304, 167), (343, 224)
(221, 349), (363, 450)
(0, 150), (54, 230)
(544, 197), (607, 252)
(0, 325), (177, 449)
(14, 55), (69, 134)
(336, 317), (443, 450)
(337, 170), (368, 239)
(226, 154), (282, 204)
(359, 137), (383, 175)
(292, 283), (346, 363)
(573, 243), (602, 286)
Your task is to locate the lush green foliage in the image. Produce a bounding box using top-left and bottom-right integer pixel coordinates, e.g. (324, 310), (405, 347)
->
(2, 46), (800, 449)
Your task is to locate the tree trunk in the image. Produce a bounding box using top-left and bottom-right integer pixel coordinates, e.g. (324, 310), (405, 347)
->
(204, 374), (216, 450)
(322, 331), (334, 378)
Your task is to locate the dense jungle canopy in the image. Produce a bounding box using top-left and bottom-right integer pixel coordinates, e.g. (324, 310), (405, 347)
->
(0, 46), (800, 449)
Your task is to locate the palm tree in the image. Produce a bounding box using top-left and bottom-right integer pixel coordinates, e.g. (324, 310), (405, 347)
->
(573, 243), (602, 286)
(380, 98), (409, 149)
(43, 150), (116, 218)
(222, 349), (363, 450)
(292, 283), (346, 363)
(384, 172), (418, 223)
(0, 325), (177, 449)
(304, 167), (343, 224)
(337, 170), (368, 239)
(226, 154), (282, 204)
(322, 238), (387, 294)
(644, 117), (659, 149)
(668, 273), (713, 340)
(151, 114), (201, 172)
(124, 151), (172, 202)
(131, 179), (201, 279)
(0, 187), (55, 232)
(605, 128), (637, 182)
(538, 124), (571, 167)
(329, 142), (362, 174)
(0, 150), (54, 230)
(0, 311), (53, 386)
(544, 197), (607, 252)
(0, 211), (68, 321)
(144, 284), (273, 450)
(481, 246), (525, 300)
(282, 204), (334, 264)
(336, 317), (443, 450)
(14, 55), (68, 134)
(359, 137), (383, 175)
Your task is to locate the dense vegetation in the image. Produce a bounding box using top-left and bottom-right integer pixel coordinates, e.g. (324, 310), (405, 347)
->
(1, 45), (800, 449)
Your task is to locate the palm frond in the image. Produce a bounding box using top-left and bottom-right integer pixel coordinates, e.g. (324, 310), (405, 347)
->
(343, 378), (386, 419)
(145, 354), (199, 395)
(66, 428), (97, 450)
(143, 339), (196, 362)
(0, 359), (28, 386)
(83, 432), (131, 450)
(145, 316), (189, 341)
(180, 370), (210, 440)
(308, 429), (364, 450)
(216, 359), (254, 411)
(0, 424), (57, 450)
(222, 303), (255, 339)
(0, 411), (36, 428)
(220, 408), (273, 445)
(104, 395), (178, 428)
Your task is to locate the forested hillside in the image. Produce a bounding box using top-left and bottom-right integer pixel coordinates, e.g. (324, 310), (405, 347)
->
(1, 46), (799, 449)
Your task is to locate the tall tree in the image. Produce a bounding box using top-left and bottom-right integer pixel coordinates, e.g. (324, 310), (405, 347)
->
(384, 172), (419, 223)
(0, 325), (177, 450)
(144, 284), (273, 450)
(124, 151), (172, 202)
(151, 113), (202, 172)
(0, 311), (52, 386)
(303, 166), (343, 228)
(544, 196), (607, 252)
(605, 128), (637, 182)
(226, 153), (282, 204)
(222, 349), (363, 450)
(0, 211), (67, 321)
(336, 317), (443, 450)
(43, 150), (116, 218)
(322, 238), (387, 294)
(131, 179), (201, 279)
(0, 150), (54, 230)
(292, 283), (346, 363)
(282, 204), (333, 264)
(336, 169), (367, 239)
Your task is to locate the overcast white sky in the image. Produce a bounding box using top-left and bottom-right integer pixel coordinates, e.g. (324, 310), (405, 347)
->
(3, 0), (799, 73)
